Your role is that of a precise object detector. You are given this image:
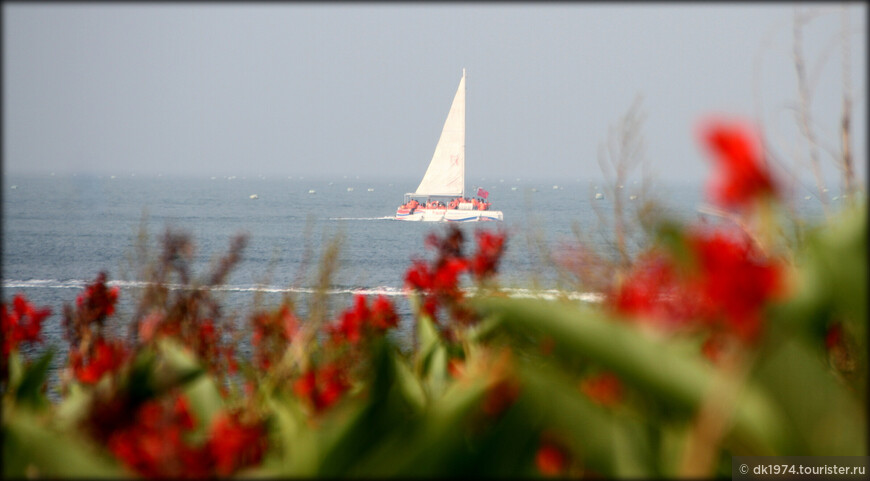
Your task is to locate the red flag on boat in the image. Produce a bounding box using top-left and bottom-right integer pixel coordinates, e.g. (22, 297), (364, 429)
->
(477, 187), (489, 199)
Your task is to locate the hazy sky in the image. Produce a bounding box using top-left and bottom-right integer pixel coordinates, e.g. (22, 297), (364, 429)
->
(3, 3), (866, 186)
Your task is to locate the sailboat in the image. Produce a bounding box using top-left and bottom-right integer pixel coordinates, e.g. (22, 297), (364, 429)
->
(395, 69), (504, 222)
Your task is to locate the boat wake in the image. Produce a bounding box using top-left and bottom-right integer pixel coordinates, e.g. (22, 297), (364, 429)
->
(328, 216), (395, 221)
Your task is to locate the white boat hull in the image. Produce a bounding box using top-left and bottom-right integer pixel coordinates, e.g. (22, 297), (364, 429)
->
(395, 209), (503, 222)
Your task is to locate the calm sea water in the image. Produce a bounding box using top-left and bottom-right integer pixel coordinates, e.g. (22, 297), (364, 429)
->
(2, 172), (828, 394)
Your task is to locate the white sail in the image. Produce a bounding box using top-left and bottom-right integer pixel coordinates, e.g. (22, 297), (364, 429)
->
(414, 69), (465, 197)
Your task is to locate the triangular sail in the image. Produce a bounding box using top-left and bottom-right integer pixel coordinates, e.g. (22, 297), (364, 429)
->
(414, 69), (465, 197)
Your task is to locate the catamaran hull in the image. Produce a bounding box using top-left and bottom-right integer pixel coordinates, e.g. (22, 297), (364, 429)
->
(395, 210), (503, 222)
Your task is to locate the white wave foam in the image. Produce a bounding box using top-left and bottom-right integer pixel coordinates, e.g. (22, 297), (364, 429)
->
(3, 279), (600, 303)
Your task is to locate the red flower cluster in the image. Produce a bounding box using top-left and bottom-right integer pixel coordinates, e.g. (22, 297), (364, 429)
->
(2, 294), (51, 357)
(107, 393), (267, 478)
(580, 372), (623, 406)
(108, 394), (203, 478)
(613, 229), (782, 344)
(699, 118), (779, 209)
(139, 308), (237, 377)
(612, 252), (698, 329)
(470, 229), (507, 280)
(251, 305), (300, 370)
(76, 271), (120, 324)
(207, 411), (269, 477)
(63, 273), (131, 385)
(535, 438), (569, 476)
(405, 226), (508, 328)
(70, 337), (130, 385)
(293, 362), (350, 413)
(327, 294), (400, 345)
(293, 295), (400, 413)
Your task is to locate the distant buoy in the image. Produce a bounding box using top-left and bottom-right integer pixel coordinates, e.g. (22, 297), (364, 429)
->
(249, 194), (259, 199)
(367, 188), (374, 192)
(629, 195), (637, 201)
(595, 193), (604, 200)
(347, 187), (354, 192)
(308, 189), (316, 194)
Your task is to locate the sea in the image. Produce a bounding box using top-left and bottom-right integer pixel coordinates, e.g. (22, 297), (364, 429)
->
(2, 172), (830, 397)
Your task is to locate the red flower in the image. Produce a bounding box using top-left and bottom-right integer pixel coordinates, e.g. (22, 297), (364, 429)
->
(2, 294), (51, 356)
(76, 272), (120, 323)
(535, 441), (568, 476)
(107, 393), (209, 479)
(825, 323), (843, 351)
(405, 259), (433, 291)
(611, 229), (783, 344)
(329, 294), (368, 344)
(482, 378), (521, 418)
(369, 295), (399, 330)
(293, 362), (350, 413)
(207, 412), (268, 477)
(470, 229), (507, 280)
(432, 257), (468, 295)
(107, 393), (266, 479)
(328, 294), (400, 344)
(699, 117), (778, 209)
(688, 230), (781, 341)
(251, 305), (300, 370)
(612, 252), (703, 329)
(72, 337), (129, 384)
(581, 372), (623, 406)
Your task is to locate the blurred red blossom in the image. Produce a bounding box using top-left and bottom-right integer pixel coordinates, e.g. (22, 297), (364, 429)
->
(107, 392), (266, 478)
(535, 439), (569, 476)
(369, 294), (400, 330)
(699, 117), (779, 209)
(580, 372), (623, 406)
(612, 229), (783, 344)
(207, 411), (269, 477)
(328, 294), (400, 345)
(293, 362), (350, 413)
(251, 305), (299, 370)
(470, 229), (507, 280)
(70, 337), (130, 384)
(404, 226), (503, 330)
(107, 394), (207, 478)
(76, 271), (120, 324)
(2, 294), (51, 357)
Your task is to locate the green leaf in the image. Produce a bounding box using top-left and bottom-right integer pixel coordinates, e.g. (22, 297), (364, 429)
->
(15, 348), (54, 409)
(475, 297), (788, 455)
(55, 382), (94, 430)
(752, 336), (866, 455)
(317, 340), (420, 476)
(354, 369), (492, 476)
(182, 374), (224, 442)
(2, 408), (126, 478)
(262, 391), (318, 477)
(414, 308), (449, 398)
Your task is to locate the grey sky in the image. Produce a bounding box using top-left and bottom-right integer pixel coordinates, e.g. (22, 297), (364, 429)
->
(3, 3), (866, 186)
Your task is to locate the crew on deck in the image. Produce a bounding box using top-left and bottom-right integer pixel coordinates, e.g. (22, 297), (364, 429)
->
(399, 197), (490, 211)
